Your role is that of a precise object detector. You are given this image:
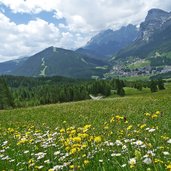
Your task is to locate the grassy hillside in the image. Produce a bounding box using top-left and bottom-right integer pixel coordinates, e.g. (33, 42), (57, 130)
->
(13, 47), (108, 78)
(0, 83), (171, 170)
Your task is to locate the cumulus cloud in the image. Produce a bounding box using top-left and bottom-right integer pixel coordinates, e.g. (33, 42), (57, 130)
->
(0, 0), (171, 61)
(0, 12), (90, 62)
(0, 0), (60, 13)
(1, 0), (171, 31)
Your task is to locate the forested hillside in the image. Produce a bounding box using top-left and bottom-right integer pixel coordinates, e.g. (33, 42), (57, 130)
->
(0, 75), (165, 109)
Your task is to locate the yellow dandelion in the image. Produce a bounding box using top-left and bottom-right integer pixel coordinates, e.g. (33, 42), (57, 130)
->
(140, 124), (146, 129)
(84, 160), (90, 165)
(156, 111), (160, 115)
(110, 117), (115, 123)
(72, 136), (81, 142)
(151, 114), (158, 119)
(127, 125), (133, 130)
(167, 163), (171, 171)
(60, 128), (65, 133)
(145, 112), (151, 116)
(70, 148), (77, 154)
(94, 136), (102, 143)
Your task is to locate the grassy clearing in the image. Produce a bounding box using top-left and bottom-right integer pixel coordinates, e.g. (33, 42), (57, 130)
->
(0, 83), (171, 170)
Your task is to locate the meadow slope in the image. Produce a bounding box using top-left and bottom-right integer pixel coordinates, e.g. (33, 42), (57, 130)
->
(0, 83), (171, 170)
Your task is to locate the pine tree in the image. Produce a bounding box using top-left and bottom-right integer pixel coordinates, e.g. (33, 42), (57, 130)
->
(0, 78), (14, 109)
(150, 80), (158, 92)
(157, 79), (165, 90)
(116, 79), (125, 96)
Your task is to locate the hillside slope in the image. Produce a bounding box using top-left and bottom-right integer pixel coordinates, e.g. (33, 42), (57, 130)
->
(12, 47), (108, 78)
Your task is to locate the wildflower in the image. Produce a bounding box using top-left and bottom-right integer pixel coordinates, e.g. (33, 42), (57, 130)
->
(69, 165), (75, 169)
(151, 114), (158, 119)
(78, 133), (88, 139)
(70, 130), (76, 134)
(104, 126), (109, 130)
(72, 136), (81, 143)
(127, 125), (133, 130)
(143, 158), (152, 165)
(84, 160), (90, 165)
(28, 158), (34, 164)
(2, 141), (8, 146)
(167, 139), (171, 144)
(163, 151), (170, 155)
(35, 165), (44, 169)
(70, 148), (77, 154)
(115, 140), (122, 146)
(147, 150), (155, 157)
(167, 163), (171, 171)
(161, 135), (169, 140)
(121, 164), (126, 167)
(156, 111), (160, 115)
(122, 145), (127, 150)
(134, 140), (143, 146)
(44, 159), (50, 164)
(116, 115), (124, 120)
(84, 124), (91, 129)
(111, 153), (121, 157)
(140, 124), (146, 129)
(110, 117), (115, 123)
(145, 113), (151, 116)
(82, 144), (87, 148)
(128, 158), (136, 168)
(83, 125), (91, 132)
(48, 169), (54, 171)
(60, 128), (65, 133)
(54, 151), (60, 156)
(148, 128), (155, 133)
(24, 150), (29, 154)
(154, 158), (163, 163)
(94, 136), (102, 143)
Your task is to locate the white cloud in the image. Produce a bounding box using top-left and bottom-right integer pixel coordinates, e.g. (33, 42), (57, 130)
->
(0, 0), (60, 13)
(0, 12), (89, 62)
(1, 0), (171, 31)
(0, 0), (171, 61)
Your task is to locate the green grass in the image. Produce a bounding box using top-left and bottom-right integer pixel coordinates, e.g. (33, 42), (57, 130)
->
(127, 60), (150, 69)
(121, 75), (150, 81)
(0, 83), (171, 170)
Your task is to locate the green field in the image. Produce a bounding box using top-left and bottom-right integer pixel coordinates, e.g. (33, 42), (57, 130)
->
(0, 83), (171, 170)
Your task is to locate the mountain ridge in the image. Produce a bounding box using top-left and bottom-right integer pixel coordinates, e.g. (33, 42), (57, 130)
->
(117, 8), (171, 59)
(6, 46), (108, 78)
(76, 24), (138, 60)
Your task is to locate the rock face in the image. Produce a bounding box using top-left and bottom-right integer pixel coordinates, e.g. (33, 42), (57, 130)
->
(138, 9), (171, 42)
(117, 9), (171, 58)
(76, 24), (138, 60)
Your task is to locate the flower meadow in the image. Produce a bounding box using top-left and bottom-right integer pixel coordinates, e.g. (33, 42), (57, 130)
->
(0, 83), (171, 170)
(0, 110), (171, 171)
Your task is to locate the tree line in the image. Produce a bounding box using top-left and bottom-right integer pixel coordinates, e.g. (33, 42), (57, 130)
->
(0, 75), (165, 109)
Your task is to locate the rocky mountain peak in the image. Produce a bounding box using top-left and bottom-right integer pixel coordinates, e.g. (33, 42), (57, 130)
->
(146, 8), (170, 21)
(138, 9), (171, 42)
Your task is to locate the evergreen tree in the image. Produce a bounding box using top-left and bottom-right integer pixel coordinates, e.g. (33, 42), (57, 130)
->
(0, 78), (14, 109)
(116, 79), (125, 96)
(157, 79), (165, 90)
(150, 80), (158, 92)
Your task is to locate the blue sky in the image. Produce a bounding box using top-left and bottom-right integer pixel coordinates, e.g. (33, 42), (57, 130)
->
(0, 4), (66, 25)
(0, 0), (171, 62)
